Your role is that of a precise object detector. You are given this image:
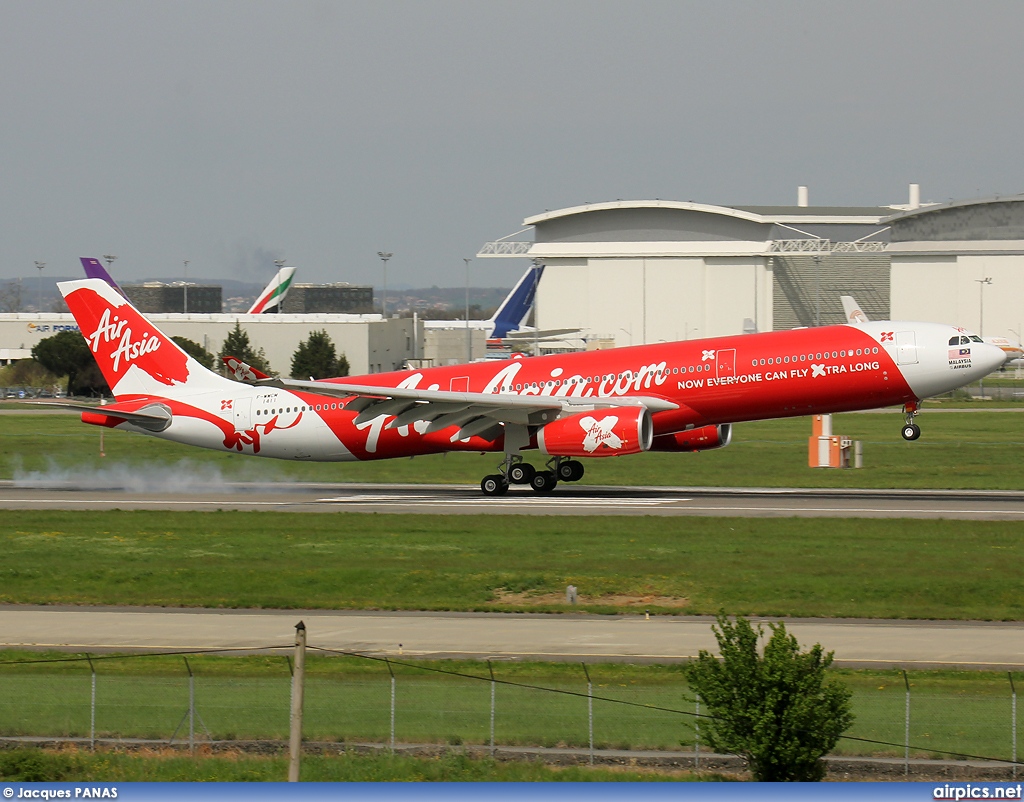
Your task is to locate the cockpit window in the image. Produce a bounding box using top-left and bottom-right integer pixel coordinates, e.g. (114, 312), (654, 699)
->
(970, 335), (984, 343)
(949, 337), (959, 346)
(960, 336), (971, 345)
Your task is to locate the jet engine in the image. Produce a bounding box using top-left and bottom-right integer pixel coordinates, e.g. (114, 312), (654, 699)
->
(649, 424), (732, 453)
(537, 407), (652, 458)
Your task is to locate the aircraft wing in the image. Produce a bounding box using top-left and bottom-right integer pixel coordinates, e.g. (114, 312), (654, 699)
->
(252, 376), (678, 440)
(501, 328), (582, 340)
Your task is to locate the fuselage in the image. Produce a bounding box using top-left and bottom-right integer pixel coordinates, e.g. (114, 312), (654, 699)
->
(107, 320), (1005, 463)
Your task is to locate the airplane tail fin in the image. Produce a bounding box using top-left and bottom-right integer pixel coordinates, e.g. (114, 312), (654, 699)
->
(222, 356), (270, 381)
(489, 265), (543, 339)
(59, 278), (234, 399)
(80, 257), (127, 299)
(840, 295), (870, 325)
(247, 266), (297, 314)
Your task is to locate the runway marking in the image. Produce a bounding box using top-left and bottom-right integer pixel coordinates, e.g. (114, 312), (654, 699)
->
(680, 505), (1024, 516)
(0, 498), (291, 506)
(316, 495), (680, 507)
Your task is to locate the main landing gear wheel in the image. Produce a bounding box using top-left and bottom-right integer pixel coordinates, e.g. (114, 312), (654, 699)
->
(508, 462), (536, 485)
(530, 470), (558, 494)
(901, 423), (921, 441)
(557, 460), (585, 482)
(481, 474), (509, 496)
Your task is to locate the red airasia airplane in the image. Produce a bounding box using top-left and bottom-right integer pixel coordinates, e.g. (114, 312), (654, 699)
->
(55, 278), (1004, 496)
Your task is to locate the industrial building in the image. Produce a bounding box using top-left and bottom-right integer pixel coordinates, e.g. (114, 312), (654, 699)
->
(479, 187), (1024, 347)
(123, 283), (223, 314)
(280, 283), (374, 314)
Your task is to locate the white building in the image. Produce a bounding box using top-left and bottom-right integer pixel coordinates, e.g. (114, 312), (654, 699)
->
(479, 190), (1023, 345)
(0, 313), (418, 376)
(887, 196), (1024, 341)
(481, 199), (891, 345)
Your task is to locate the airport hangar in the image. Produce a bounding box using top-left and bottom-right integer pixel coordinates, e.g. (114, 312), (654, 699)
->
(479, 190), (1024, 347)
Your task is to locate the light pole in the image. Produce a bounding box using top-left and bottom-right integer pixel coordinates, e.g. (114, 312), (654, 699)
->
(103, 254), (117, 270)
(34, 261), (45, 312)
(975, 277), (994, 397)
(183, 260), (190, 314)
(464, 258), (472, 363)
(975, 277), (993, 336)
(377, 252), (392, 318)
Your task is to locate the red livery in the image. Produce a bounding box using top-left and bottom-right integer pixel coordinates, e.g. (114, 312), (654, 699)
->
(54, 276), (1006, 496)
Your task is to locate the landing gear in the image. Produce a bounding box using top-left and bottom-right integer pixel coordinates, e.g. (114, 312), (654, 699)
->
(477, 452), (586, 496)
(508, 462), (536, 485)
(530, 470), (558, 493)
(480, 474), (508, 496)
(556, 459), (585, 483)
(901, 402), (922, 441)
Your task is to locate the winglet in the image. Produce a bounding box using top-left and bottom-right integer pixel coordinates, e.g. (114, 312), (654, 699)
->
(222, 356), (270, 381)
(840, 295), (869, 325)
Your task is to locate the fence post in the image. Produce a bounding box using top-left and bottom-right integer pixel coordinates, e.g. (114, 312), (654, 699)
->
(581, 663), (593, 765)
(1011, 672), (1018, 780)
(183, 657), (195, 755)
(487, 661), (496, 758)
(903, 670), (910, 777)
(695, 693), (701, 770)
(86, 655), (96, 752)
(385, 658), (396, 753)
(288, 621), (307, 783)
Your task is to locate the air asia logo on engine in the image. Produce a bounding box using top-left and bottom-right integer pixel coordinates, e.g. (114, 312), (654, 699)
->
(580, 415), (623, 453)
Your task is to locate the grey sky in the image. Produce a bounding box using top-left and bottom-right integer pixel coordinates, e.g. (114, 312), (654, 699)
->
(3, 0), (1024, 288)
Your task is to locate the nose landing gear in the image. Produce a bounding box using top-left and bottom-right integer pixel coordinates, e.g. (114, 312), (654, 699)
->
(901, 402), (922, 441)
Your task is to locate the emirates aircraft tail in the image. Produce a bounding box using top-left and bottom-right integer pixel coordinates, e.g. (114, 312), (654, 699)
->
(59, 279), (235, 400)
(247, 266), (296, 314)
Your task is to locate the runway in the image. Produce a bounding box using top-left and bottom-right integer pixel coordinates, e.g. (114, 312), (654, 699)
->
(2, 606), (1022, 669)
(2, 480), (1023, 519)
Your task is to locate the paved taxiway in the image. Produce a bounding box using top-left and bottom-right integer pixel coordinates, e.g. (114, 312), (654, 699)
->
(2, 480), (1023, 519)
(2, 607), (1021, 669)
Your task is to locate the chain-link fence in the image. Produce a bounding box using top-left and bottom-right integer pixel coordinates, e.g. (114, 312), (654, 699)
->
(0, 649), (1018, 773)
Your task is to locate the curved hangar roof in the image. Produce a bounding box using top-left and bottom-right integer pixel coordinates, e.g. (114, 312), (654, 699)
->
(523, 200), (890, 257)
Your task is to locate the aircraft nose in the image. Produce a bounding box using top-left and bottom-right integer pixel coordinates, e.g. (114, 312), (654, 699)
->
(977, 343), (1006, 375)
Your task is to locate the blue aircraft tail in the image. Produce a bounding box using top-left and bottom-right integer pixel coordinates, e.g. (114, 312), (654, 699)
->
(489, 265), (543, 338)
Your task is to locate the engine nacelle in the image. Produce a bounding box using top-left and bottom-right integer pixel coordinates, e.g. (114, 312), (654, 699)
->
(537, 407), (653, 458)
(649, 424), (732, 453)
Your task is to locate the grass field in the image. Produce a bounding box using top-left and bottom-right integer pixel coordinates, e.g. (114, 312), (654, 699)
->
(2, 510), (1023, 619)
(0, 652), (1018, 762)
(0, 748), (718, 782)
(2, 406), (1024, 489)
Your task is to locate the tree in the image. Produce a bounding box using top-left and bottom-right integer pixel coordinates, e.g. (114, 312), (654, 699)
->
(31, 331), (110, 397)
(171, 336), (215, 370)
(218, 322), (272, 375)
(290, 329), (349, 379)
(686, 615), (853, 782)
(0, 359), (62, 391)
